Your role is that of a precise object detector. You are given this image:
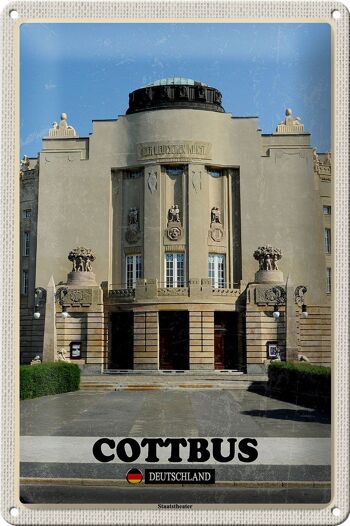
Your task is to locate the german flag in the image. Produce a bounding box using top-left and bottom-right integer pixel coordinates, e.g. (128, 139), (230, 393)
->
(126, 468), (143, 484)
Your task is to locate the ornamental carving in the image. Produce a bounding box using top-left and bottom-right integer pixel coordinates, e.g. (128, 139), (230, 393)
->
(125, 208), (141, 244)
(68, 247), (95, 272)
(209, 225), (224, 242)
(34, 287), (47, 306)
(128, 207), (139, 226)
(48, 112), (77, 138)
(211, 207), (221, 224)
(209, 207), (224, 242)
(166, 204), (183, 241)
(295, 285), (307, 306)
(265, 286), (286, 304)
(167, 226), (182, 241)
(275, 108), (305, 134)
(253, 245), (282, 271)
(147, 171), (158, 193)
(191, 170), (202, 192)
(68, 289), (92, 305)
(168, 205), (180, 223)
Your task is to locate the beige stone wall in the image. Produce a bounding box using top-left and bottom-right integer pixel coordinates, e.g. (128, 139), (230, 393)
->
(56, 309), (105, 366)
(33, 108), (329, 307)
(298, 306), (331, 366)
(21, 100), (332, 369)
(246, 304), (286, 367)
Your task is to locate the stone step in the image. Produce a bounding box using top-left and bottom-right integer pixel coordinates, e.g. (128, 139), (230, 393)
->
(79, 379), (262, 391)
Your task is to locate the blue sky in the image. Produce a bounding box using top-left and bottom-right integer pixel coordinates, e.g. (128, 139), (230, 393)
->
(20, 23), (331, 158)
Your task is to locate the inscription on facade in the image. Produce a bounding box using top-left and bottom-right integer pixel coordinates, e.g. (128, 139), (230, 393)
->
(138, 141), (212, 161)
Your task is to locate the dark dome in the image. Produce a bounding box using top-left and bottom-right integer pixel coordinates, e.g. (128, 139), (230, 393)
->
(126, 77), (224, 114)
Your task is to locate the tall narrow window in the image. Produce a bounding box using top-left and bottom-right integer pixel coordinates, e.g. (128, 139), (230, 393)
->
(165, 253), (185, 287)
(23, 231), (30, 256)
(326, 267), (331, 294)
(208, 254), (225, 288)
(126, 255), (142, 288)
(324, 228), (331, 253)
(22, 270), (28, 295)
(323, 205), (331, 215)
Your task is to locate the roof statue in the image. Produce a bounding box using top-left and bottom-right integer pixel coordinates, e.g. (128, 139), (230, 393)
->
(275, 108), (305, 134)
(48, 112), (77, 138)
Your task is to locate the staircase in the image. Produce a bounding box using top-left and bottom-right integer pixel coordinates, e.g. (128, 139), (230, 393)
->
(80, 372), (267, 392)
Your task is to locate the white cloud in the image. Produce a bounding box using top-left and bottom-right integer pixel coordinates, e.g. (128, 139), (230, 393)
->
(21, 127), (48, 147)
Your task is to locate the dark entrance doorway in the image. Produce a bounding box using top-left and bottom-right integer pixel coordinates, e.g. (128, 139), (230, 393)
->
(110, 312), (134, 369)
(159, 311), (189, 370)
(214, 312), (243, 370)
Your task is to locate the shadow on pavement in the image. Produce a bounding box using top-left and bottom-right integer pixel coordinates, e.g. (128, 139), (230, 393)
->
(245, 382), (330, 424)
(241, 408), (330, 423)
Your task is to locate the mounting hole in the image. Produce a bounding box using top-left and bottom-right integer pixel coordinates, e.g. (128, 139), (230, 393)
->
(9, 9), (19, 19)
(9, 507), (19, 517)
(331, 9), (341, 19)
(332, 507), (341, 517)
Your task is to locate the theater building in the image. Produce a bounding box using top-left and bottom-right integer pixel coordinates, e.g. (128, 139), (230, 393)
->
(20, 78), (331, 374)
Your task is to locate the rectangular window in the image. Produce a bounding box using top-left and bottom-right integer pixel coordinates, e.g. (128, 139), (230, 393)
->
(165, 253), (185, 287)
(22, 270), (28, 295)
(323, 205), (331, 215)
(324, 228), (331, 253)
(126, 255), (142, 288)
(326, 267), (331, 294)
(23, 231), (30, 256)
(208, 254), (225, 288)
(23, 209), (32, 219)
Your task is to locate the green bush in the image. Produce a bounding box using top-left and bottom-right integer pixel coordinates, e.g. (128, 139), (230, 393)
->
(268, 361), (331, 412)
(20, 362), (81, 400)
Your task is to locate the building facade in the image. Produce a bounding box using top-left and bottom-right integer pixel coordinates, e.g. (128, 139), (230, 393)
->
(20, 78), (331, 373)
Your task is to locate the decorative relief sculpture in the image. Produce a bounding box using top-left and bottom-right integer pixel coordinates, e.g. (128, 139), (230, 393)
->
(20, 155), (30, 175)
(128, 207), (139, 226)
(265, 286), (286, 304)
(20, 155), (39, 177)
(254, 245), (283, 283)
(48, 112), (77, 138)
(275, 108), (305, 134)
(66, 248), (97, 286)
(211, 207), (221, 224)
(166, 204), (183, 241)
(69, 289), (84, 303)
(68, 247), (95, 272)
(294, 285), (307, 306)
(313, 149), (320, 175)
(125, 207), (141, 244)
(34, 287), (47, 306)
(191, 170), (202, 192)
(147, 171), (158, 193)
(254, 245), (282, 271)
(168, 205), (180, 223)
(209, 207), (224, 242)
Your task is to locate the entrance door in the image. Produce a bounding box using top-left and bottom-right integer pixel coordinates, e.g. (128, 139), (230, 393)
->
(214, 312), (239, 369)
(159, 311), (189, 370)
(110, 312), (133, 369)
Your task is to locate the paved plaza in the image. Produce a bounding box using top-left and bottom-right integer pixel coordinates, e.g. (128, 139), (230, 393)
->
(20, 386), (331, 504)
